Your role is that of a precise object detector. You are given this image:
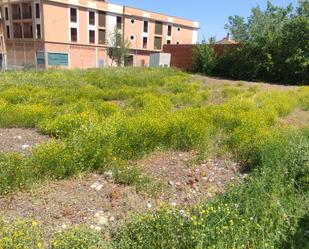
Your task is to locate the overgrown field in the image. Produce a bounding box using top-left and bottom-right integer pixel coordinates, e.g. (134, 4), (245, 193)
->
(0, 68), (308, 248)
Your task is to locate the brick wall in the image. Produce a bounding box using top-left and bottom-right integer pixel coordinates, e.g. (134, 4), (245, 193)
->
(163, 44), (194, 71)
(163, 44), (239, 71)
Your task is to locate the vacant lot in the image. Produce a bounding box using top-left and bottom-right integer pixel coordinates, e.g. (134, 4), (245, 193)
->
(0, 68), (308, 249)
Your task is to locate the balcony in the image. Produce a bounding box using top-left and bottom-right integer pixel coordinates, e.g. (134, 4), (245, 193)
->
(23, 23), (33, 38)
(22, 3), (33, 19)
(13, 23), (22, 38)
(12, 4), (21, 20)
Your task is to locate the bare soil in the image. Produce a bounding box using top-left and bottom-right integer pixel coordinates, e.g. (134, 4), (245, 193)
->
(193, 75), (298, 90)
(0, 150), (242, 241)
(281, 109), (309, 127)
(0, 128), (49, 154)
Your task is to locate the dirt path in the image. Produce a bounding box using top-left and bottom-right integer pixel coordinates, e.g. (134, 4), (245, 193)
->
(193, 74), (298, 90)
(0, 128), (49, 154)
(280, 108), (309, 127)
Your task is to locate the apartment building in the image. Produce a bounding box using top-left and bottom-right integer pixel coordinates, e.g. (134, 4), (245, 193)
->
(0, 0), (199, 69)
(0, 8), (6, 69)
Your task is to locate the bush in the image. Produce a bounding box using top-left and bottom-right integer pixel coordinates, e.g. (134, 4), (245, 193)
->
(51, 227), (106, 249)
(38, 112), (99, 138)
(211, 1), (309, 84)
(0, 153), (36, 195)
(0, 104), (53, 128)
(192, 43), (216, 75)
(0, 220), (44, 249)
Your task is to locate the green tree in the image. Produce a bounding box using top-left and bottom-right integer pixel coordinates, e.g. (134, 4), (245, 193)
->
(107, 27), (130, 67)
(215, 0), (308, 84)
(277, 13), (309, 83)
(192, 39), (216, 75)
(224, 16), (248, 41)
(225, 1), (293, 44)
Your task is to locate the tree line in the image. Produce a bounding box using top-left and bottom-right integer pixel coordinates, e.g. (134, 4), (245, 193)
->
(193, 0), (309, 85)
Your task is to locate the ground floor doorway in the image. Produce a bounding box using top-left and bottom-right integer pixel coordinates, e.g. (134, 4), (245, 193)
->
(124, 55), (134, 67)
(0, 54), (3, 70)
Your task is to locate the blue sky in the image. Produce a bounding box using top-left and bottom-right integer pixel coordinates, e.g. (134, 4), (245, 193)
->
(111, 0), (300, 41)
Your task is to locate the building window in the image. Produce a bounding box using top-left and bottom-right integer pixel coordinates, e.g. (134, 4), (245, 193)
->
(155, 21), (163, 35)
(13, 23), (22, 38)
(23, 22), (33, 38)
(70, 8), (77, 23)
(98, 29), (106, 44)
(35, 3), (40, 19)
(177, 27), (181, 32)
(89, 30), (95, 43)
(89, 11), (95, 25)
(12, 4), (21, 20)
(143, 37), (147, 49)
(167, 39), (171, 45)
(22, 3), (32, 19)
(176, 41), (180, 44)
(130, 35), (135, 41)
(143, 20), (148, 33)
(36, 52), (45, 65)
(130, 18), (135, 24)
(154, 36), (162, 50)
(116, 16), (122, 29)
(36, 24), (41, 39)
(167, 25), (172, 36)
(6, 26), (10, 39)
(98, 11), (106, 27)
(5, 7), (9, 20)
(70, 27), (77, 42)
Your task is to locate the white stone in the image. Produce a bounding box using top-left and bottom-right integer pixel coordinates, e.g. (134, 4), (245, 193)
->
(22, 144), (30, 150)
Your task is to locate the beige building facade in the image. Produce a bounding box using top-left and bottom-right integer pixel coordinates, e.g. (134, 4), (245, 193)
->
(0, 0), (199, 69)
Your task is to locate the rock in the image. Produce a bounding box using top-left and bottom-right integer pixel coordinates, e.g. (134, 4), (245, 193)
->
(168, 181), (174, 186)
(90, 225), (102, 231)
(94, 211), (109, 226)
(147, 202), (152, 208)
(21, 144), (30, 150)
(91, 182), (104, 191)
(104, 171), (113, 180)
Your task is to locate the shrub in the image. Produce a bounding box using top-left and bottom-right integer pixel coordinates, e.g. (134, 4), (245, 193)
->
(38, 112), (99, 138)
(298, 87), (309, 110)
(192, 43), (216, 75)
(0, 220), (44, 249)
(0, 153), (36, 195)
(51, 227), (106, 249)
(127, 94), (172, 114)
(0, 104), (53, 128)
(163, 109), (212, 150)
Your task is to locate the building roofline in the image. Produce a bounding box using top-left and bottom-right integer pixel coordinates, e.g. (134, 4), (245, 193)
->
(120, 4), (197, 24)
